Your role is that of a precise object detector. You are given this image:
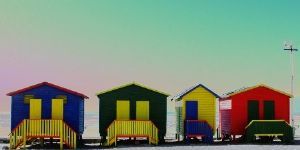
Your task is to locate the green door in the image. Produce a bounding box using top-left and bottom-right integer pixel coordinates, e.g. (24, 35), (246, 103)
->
(264, 101), (275, 120)
(248, 100), (259, 123)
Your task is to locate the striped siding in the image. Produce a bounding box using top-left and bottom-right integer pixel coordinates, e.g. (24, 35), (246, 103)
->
(220, 109), (231, 134)
(182, 87), (216, 132)
(79, 99), (84, 134)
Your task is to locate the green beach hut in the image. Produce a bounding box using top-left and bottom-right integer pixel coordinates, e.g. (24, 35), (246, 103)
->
(97, 82), (169, 146)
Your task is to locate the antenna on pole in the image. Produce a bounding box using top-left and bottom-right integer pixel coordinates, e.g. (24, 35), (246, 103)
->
(283, 41), (298, 132)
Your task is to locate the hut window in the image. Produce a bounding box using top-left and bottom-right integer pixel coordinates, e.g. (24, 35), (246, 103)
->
(24, 95), (35, 104)
(56, 95), (67, 103)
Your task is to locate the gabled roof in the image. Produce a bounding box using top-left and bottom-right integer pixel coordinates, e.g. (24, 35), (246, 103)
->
(96, 82), (169, 96)
(7, 82), (89, 99)
(223, 84), (292, 98)
(172, 83), (220, 101)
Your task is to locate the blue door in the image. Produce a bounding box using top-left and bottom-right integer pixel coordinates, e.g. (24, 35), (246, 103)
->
(186, 101), (198, 120)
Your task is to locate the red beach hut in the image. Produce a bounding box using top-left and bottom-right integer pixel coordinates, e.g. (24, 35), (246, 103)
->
(219, 84), (293, 142)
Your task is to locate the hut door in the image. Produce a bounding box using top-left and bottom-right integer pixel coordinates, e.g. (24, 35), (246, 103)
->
(52, 99), (64, 119)
(30, 99), (42, 119)
(116, 100), (130, 120)
(136, 101), (149, 120)
(186, 101), (198, 120)
(248, 100), (259, 123)
(264, 101), (275, 120)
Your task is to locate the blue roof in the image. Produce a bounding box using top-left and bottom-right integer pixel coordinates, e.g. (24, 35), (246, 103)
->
(172, 83), (220, 100)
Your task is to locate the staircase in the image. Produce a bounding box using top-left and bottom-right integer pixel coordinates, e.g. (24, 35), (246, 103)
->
(9, 119), (77, 149)
(106, 120), (159, 146)
(185, 120), (214, 143)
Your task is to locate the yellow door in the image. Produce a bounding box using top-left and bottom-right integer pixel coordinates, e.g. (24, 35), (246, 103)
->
(116, 100), (130, 120)
(30, 99), (42, 119)
(136, 101), (149, 120)
(52, 99), (64, 119)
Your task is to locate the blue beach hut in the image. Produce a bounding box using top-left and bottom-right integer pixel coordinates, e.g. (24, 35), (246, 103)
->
(7, 82), (88, 149)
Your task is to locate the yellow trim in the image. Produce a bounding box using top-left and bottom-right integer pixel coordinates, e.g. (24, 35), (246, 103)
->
(245, 120), (289, 129)
(96, 82), (169, 96)
(254, 134), (284, 136)
(227, 84), (292, 98)
(30, 99), (42, 119)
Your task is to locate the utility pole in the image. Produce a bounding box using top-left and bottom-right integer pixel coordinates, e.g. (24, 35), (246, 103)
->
(284, 41), (298, 130)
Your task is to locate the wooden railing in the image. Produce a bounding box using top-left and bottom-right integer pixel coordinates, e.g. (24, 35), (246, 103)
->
(10, 119), (77, 149)
(107, 120), (159, 146)
(185, 120), (214, 143)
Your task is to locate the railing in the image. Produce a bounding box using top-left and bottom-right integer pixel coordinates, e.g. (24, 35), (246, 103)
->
(9, 120), (25, 149)
(107, 120), (159, 146)
(10, 119), (77, 149)
(185, 120), (213, 143)
(245, 120), (293, 143)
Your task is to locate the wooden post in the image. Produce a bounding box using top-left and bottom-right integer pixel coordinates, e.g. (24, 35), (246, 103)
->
(23, 121), (27, 148)
(40, 138), (44, 148)
(149, 122), (151, 144)
(114, 122), (117, 146)
(60, 121), (63, 149)
(74, 132), (77, 149)
(14, 133), (16, 148)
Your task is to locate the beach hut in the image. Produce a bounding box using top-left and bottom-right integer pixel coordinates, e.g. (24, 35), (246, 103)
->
(219, 84), (293, 143)
(97, 82), (169, 146)
(172, 83), (220, 143)
(7, 82), (88, 149)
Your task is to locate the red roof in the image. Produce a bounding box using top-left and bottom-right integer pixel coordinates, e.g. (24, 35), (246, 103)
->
(7, 82), (89, 99)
